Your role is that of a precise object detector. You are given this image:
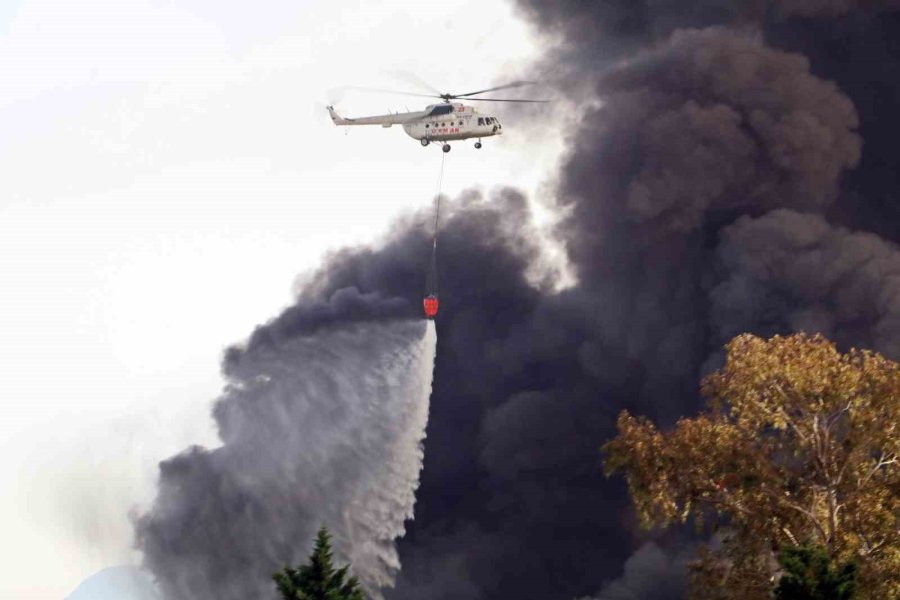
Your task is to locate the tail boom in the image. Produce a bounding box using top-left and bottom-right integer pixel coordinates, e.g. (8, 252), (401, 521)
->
(326, 105), (427, 126)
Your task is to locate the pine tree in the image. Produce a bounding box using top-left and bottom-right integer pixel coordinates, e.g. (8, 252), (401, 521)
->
(774, 544), (858, 600)
(273, 527), (365, 600)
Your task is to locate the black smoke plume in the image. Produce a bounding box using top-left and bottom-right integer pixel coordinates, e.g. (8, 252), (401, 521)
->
(136, 2), (900, 599)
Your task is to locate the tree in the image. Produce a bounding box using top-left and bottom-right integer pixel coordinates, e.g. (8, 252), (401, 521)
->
(774, 543), (858, 600)
(603, 333), (900, 598)
(273, 527), (365, 600)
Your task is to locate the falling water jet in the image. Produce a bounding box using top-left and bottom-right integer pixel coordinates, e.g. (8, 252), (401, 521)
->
(135, 317), (438, 600)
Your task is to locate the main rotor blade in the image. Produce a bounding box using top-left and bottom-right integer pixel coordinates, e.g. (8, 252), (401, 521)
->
(382, 70), (443, 95)
(452, 81), (538, 98)
(463, 97), (551, 103)
(340, 86), (439, 99)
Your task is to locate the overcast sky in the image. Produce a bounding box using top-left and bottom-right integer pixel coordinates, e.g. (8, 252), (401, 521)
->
(0, 1), (561, 598)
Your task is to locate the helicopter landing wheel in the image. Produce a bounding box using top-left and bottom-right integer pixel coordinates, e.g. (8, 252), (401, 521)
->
(421, 139), (430, 147)
(442, 144), (451, 153)
(475, 141), (482, 149)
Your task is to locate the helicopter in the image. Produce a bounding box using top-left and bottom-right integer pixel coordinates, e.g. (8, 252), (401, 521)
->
(326, 80), (548, 152)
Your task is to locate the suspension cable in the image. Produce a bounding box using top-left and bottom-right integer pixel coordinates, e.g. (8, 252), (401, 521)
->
(427, 152), (445, 295)
(432, 151), (445, 249)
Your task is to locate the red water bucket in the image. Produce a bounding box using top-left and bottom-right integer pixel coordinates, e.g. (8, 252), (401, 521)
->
(423, 295), (439, 318)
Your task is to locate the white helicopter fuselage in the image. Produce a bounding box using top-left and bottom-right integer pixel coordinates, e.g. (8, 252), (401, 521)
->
(327, 102), (503, 147)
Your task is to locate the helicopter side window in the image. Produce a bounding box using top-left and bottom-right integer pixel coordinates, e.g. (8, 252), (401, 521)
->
(478, 117), (484, 126)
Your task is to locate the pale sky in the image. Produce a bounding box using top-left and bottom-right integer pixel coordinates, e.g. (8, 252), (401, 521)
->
(0, 1), (563, 598)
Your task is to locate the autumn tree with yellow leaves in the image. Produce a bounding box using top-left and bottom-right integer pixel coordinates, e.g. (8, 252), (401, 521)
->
(603, 333), (900, 599)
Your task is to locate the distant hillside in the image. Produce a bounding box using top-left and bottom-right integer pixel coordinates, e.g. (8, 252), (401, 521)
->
(66, 566), (160, 600)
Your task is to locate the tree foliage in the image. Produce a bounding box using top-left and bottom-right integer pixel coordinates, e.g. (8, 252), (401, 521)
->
(603, 333), (900, 598)
(774, 543), (858, 600)
(273, 527), (365, 600)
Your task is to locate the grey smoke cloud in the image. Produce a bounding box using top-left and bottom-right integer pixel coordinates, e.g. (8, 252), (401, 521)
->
(775, 0), (900, 17)
(712, 208), (900, 358)
(135, 315), (436, 600)
(560, 27), (860, 246)
(578, 542), (694, 600)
